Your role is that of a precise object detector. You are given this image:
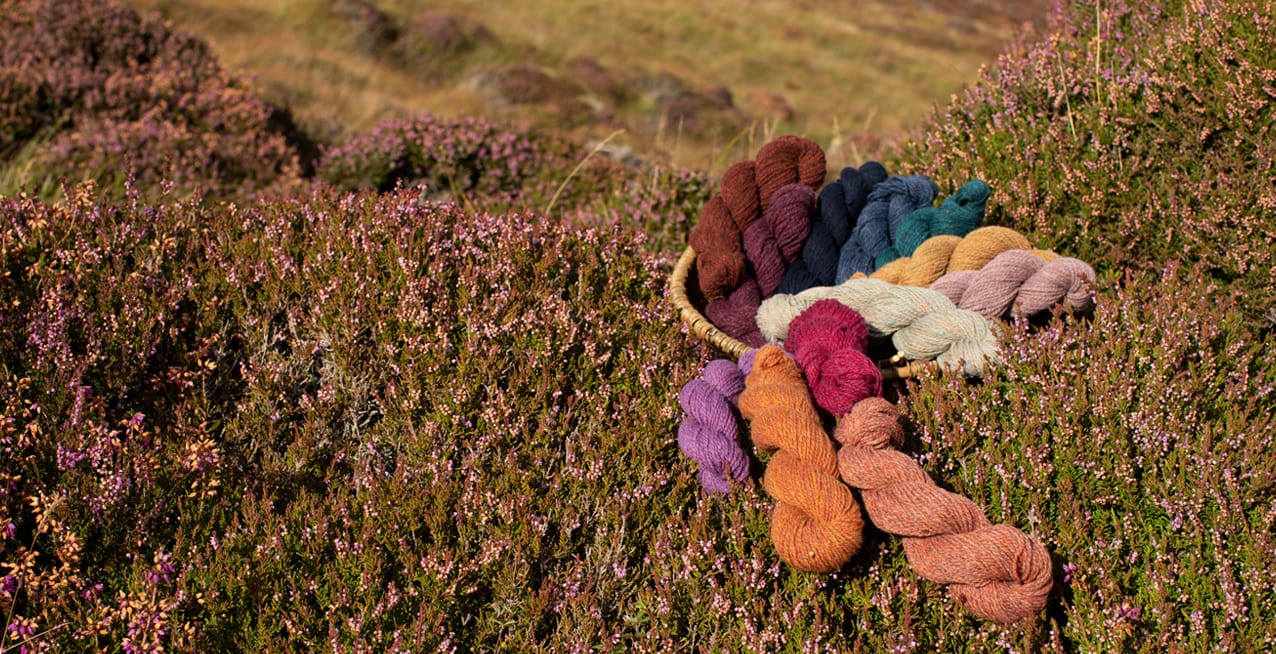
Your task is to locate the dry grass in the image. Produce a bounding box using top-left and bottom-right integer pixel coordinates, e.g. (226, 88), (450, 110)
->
(124, 0), (1047, 170)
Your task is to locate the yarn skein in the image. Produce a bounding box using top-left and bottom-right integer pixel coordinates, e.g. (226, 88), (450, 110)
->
(875, 180), (990, 268)
(783, 299), (882, 416)
(779, 162), (889, 294)
(871, 225), (1066, 288)
(744, 183), (818, 298)
(930, 250), (1097, 318)
(835, 398), (1053, 624)
(756, 278), (1002, 377)
(692, 136), (827, 340)
(737, 346), (864, 572)
(835, 175), (939, 282)
(705, 278), (766, 347)
(678, 358), (751, 493)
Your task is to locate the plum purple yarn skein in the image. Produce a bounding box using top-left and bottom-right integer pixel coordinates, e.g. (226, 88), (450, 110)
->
(784, 299), (883, 416)
(836, 175), (939, 282)
(875, 180), (990, 269)
(744, 183), (818, 298)
(678, 358), (752, 494)
(779, 162), (889, 294)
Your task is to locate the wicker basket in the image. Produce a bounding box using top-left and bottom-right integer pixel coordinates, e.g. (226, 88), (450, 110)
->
(669, 246), (932, 380)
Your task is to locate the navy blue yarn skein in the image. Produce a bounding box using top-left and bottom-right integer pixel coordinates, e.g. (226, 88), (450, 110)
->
(778, 162), (888, 294)
(835, 175), (938, 282)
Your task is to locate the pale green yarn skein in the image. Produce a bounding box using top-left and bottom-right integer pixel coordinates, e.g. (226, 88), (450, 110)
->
(755, 278), (1003, 377)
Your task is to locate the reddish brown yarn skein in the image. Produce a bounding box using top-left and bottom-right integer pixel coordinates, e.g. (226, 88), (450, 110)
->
(689, 136), (826, 300)
(738, 346), (864, 572)
(835, 398), (1053, 624)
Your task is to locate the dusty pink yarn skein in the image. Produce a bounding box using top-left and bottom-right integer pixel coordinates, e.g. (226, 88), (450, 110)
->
(931, 250), (1096, 318)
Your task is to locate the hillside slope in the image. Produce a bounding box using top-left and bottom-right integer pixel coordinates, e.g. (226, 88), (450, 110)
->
(121, 0), (1049, 167)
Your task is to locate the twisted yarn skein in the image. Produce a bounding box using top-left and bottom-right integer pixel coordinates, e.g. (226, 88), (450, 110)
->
(783, 299), (882, 416)
(835, 398), (1053, 624)
(704, 278), (766, 347)
(779, 162), (889, 294)
(744, 183), (818, 297)
(836, 175), (939, 282)
(678, 358), (751, 494)
(874, 180), (990, 268)
(871, 225), (1036, 287)
(691, 136), (827, 342)
(738, 346), (864, 572)
(756, 278), (1002, 377)
(930, 250), (1097, 318)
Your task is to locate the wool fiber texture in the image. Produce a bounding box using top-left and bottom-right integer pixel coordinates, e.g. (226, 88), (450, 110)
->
(737, 346), (864, 572)
(835, 398), (1053, 624)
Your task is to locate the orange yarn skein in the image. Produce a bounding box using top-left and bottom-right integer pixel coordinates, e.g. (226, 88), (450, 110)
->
(738, 346), (864, 573)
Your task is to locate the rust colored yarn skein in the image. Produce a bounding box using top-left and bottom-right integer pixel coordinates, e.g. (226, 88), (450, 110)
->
(738, 346), (864, 573)
(835, 398), (1053, 624)
(691, 136), (826, 346)
(689, 135), (826, 300)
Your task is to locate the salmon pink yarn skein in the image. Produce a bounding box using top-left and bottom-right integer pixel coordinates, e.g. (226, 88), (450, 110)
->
(835, 398), (1053, 624)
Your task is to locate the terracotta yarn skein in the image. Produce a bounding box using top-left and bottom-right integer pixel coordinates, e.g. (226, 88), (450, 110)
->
(835, 398), (1053, 624)
(689, 136), (826, 300)
(677, 358), (751, 494)
(930, 250), (1097, 318)
(783, 299), (882, 416)
(744, 183), (818, 298)
(779, 162), (889, 294)
(872, 225), (1048, 287)
(756, 278), (1002, 377)
(737, 346), (864, 572)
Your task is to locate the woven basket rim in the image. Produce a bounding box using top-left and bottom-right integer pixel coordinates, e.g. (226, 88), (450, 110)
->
(668, 245), (932, 380)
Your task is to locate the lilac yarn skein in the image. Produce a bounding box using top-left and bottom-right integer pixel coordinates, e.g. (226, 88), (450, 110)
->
(678, 358), (752, 493)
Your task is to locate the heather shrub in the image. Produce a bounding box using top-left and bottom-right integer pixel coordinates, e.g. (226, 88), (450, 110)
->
(0, 0), (305, 199)
(316, 113), (713, 251)
(6, 183), (1275, 651)
(895, 0), (1276, 304)
(316, 114), (569, 201)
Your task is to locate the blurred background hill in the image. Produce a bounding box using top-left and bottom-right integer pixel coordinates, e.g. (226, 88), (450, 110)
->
(121, 0), (1050, 169)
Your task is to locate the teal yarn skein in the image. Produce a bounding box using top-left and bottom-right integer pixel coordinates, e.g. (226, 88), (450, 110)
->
(875, 180), (990, 269)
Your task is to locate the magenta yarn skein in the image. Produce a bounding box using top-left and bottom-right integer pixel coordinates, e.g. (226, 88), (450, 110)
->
(783, 299), (882, 416)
